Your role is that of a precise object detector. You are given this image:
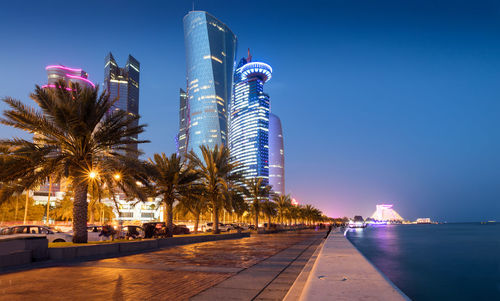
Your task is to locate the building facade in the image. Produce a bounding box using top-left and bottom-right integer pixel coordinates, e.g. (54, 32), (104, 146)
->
(229, 53), (272, 184)
(182, 11), (237, 157)
(104, 53), (140, 155)
(177, 88), (189, 155)
(43, 65), (95, 89)
(370, 204), (404, 221)
(269, 113), (285, 195)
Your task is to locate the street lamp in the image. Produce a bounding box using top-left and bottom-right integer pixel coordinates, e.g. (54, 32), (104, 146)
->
(113, 173), (121, 180)
(89, 171), (98, 179)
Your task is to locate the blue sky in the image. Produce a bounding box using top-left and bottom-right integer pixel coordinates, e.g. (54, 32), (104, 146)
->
(0, 0), (499, 221)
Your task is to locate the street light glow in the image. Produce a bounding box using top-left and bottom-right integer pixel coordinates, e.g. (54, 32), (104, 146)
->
(114, 173), (121, 180)
(89, 171), (97, 179)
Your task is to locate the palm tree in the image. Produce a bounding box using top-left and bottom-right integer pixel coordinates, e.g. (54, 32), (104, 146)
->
(261, 200), (277, 230)
(87, 179), (114, 224)
(228, 189), (248, 223)
(144, 153), (198, 235)
(177, 183), (207, 233)
(288, 204), (300, 226)
(274, 193), (291, 225)
(243, 177), (272, 230)
(53, 193), (73, 222)
(0, 81), (148, 242)
(187, 145), (240, 234)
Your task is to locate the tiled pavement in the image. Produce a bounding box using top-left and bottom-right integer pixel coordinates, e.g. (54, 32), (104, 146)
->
(0, 230), (325, 301)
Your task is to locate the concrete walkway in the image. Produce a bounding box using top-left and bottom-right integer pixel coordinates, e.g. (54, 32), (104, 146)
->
(294, 229), (409, 301)
(191, 232), (325, 301)
(0, 230), (324, 301)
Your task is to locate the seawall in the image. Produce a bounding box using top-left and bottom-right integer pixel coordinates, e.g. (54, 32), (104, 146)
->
(286, 229), (409, 300)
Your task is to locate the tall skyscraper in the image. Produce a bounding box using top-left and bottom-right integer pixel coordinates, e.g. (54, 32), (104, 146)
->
(182, 11), (237, 157)
(229, 51), (272, 184)
(43, 65), (95, 89)
(177, 88), (189, 154)
(269, 113), (285, 195)
(104, 53), (140, 155)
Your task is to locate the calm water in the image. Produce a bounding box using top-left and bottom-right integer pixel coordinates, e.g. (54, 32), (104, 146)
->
(347, 223), (500, 300)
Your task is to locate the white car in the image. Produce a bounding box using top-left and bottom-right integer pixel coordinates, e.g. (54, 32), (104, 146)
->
(6, 225), (73, 243)
(202, 222), (230, 232)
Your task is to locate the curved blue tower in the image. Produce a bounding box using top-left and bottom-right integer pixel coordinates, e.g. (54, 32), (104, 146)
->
(183, 11), (237, 157)
(229, 52), (272, 184)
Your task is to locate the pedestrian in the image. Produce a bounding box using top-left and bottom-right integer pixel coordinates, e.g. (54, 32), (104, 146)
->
(144, 223), (154, 239)
(99, 224), (114, 241)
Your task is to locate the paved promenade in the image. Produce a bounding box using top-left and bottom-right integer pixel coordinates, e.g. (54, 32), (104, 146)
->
(293, 229), (408, 301)
(0, 230), (325, 301)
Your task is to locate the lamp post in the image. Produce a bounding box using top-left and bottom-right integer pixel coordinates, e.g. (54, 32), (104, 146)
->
(14, 194), (19, 221)
(23, 190), (29, 224)
(89, 171), (97, 179)
(46, 176), (52, 225)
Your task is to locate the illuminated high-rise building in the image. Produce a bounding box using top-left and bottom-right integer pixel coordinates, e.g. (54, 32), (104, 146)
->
(183, 11), (237, 157)
(229, 51), (272, 184)
(269, 113), (285, 195)
(43, 65), (95, 89)
(104, 52), (140, 155)
(177, 88), (189, 155)
(370, 204), (404, 221)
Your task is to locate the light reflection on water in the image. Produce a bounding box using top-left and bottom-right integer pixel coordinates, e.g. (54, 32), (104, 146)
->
(347, 223), (500, 301)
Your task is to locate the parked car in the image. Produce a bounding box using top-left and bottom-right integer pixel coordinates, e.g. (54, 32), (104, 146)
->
(87, 225), (103, 241)
(4, 225), (73, 243)
(143, 222), (169, 238)
(120, 225), (144, 239)
(202, 222), (230, 232)
(172, 224), (190, 235)
(237, 223), (250, 230)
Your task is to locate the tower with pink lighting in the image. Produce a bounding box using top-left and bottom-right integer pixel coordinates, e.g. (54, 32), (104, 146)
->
(43, 65), (95, 89)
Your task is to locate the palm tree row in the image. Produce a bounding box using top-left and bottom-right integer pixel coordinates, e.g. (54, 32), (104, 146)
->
(0, 81), (329, 242)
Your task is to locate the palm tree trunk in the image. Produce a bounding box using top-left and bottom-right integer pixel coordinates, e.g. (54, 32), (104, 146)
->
(14, 195), (19, 221)
(23, 191), (29, 224)
(267, 215), (271, 230)
(254, 212), (259, 231)
(166, 200), (173, 237)
(194, 213), (200, 234)
(213, 204), (220, 234)
(89, 202), (95, 224)
(72, 181), (88, 243)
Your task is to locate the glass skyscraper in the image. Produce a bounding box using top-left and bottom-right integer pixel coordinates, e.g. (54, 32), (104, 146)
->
(229, 52), (272, 184)
(104, 52), (140, 155)
(182, 11), (237, 157)
(269, 113), (285, 195)
(177, 88), (189, 154)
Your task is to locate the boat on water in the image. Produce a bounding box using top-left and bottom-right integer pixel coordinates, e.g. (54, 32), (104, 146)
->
(348, 216), (367, 228)
(480, 221), (497, 224)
